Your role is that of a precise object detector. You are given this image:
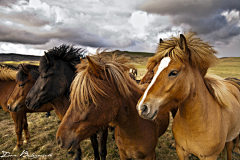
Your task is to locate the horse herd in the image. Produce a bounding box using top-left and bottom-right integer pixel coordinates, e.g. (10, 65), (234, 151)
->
(1, 32), (240, 160)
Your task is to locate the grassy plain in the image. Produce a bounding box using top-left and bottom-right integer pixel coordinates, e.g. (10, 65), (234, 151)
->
(0, 54), (240, 160)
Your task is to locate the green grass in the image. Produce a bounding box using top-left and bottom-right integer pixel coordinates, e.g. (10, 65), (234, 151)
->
(208, 57), (240, 78)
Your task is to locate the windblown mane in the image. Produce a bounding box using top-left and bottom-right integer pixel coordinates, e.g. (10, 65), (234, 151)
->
(204, 75), (240, 110)
(70, 53), (139, 111)
(147, 32), (218, 76)
(39, 44), (86, 72)
(0, 64), (18, 81)
(16, 64), (39, 82)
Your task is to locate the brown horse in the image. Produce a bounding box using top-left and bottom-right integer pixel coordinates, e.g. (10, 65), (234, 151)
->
(136, 32), (240, 160)
(7, 64), (65, 119)
(56, 54), (170, 159)
(24, 45), (108, 160)
(6, 64), (86, 159)
(0, 64), (52, 151)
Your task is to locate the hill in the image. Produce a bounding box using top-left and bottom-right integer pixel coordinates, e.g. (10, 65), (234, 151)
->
(0, 53), (41, 62)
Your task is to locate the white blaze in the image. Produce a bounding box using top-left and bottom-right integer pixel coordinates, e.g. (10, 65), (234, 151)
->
(137, 57), (171, 110)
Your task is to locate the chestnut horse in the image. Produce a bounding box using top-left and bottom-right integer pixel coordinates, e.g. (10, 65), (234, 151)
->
(136, 32), (240, 160)
(0, 64), (51, 151)
(139, 53), (240, 154)
(24, 44), (108, 160)
(6, 64), (54, 149)
(56, 54), (170, 159)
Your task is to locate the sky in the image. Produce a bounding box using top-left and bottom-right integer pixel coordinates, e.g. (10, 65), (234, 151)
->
(0, 0), (239, 57)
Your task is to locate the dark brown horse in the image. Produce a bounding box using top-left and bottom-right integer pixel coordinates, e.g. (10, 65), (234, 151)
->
(25, 44), (108, 160)
(0, 64), (52, 151)
(56, 54), (170, 159)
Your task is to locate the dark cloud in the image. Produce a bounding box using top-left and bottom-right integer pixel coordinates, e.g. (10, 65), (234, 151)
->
(0, 10), (51, 27)
(138, 0), (240, 17)
(171, 14), (228, 34)
(139, 0), (240, 45)
(0, 24), (50, 44)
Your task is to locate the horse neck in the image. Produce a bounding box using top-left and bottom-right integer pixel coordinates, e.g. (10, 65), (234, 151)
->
(178, 70), (218, 126)
(115, 83), (146, 134)
(0, 80), (16, 112)
(49, 95), (70, 121)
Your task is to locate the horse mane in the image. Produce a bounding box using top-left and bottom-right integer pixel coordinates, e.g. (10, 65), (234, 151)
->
(16, 64), (39, 82)
(70, 53), (140, 111)
(39, 44), (86, 72)
(0, 64), (18, 81)
(148, 31), (218, 76)
(204, 75), (239, 110)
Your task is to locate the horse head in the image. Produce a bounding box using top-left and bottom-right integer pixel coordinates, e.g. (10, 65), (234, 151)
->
(136, 32), (218, 120)
(7, 64), (39, 112)
(25, 45), (84, 110)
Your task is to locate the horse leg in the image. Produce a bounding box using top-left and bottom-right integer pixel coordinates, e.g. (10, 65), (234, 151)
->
(175, 144), (189, 160)
(90, 133), (100, 160)
(22, 112), (30, 144)
(225, 141), (233, 160)
(233, 135), (240, 155)
(10, 112), (23, 151)
(73, 146), (82, 160)
(98, 126), (108, 160)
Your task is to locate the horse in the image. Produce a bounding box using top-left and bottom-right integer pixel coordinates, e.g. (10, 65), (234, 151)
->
(136, 32), (240, 160)
(5, 64), (54, 148)
(56, 53), (170, 159)
(139, 53), (240, 153)
(24, 44), (108, 160)
(0, 64), (49, 151)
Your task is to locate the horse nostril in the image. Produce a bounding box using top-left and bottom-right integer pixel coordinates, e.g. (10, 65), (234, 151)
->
(7, 104), (10, 110)
(25, 100), (29, 107)
(57, 137), (62, 146)
(14, 106), (18, 112)
(140, 104), (149, 115)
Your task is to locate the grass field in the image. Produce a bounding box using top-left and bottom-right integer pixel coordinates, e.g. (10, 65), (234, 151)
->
(0, 54), (240, 160)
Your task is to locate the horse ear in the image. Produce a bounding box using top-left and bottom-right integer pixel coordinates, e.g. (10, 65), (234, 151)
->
(180, 34), (188, 53)
(44, 52), (54, 66)
(20, 64), (29, 74)
(159, 38), (163, 43)
(86, 56), (100, 78)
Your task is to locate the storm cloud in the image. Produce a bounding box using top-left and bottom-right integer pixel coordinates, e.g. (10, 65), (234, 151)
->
(0, 0), (239, 57)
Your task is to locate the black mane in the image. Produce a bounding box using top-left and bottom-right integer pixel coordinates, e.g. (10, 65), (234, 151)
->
(39, 44), (86, 72)
(16, 64), (39, 82)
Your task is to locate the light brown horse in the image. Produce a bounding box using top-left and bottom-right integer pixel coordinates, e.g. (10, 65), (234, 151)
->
(139, 54), (240, 154)
(1, 64), (53, 151)
(56, 54), (170, 159)
(136, 32), (240, 160)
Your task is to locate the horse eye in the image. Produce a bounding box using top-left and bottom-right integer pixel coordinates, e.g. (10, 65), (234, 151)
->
(19, 84), (25, 87)
(169, 70), (178, 77)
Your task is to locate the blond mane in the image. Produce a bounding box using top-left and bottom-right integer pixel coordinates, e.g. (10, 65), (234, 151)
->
(147, 32), (218, 76)
(204, 75), (239, 110)
(0, 65), (17, 81)
(70, 53), (139, 111)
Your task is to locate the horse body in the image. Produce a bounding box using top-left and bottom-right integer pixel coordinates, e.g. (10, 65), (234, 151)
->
(57, 54), (170, 159)
(136, 32), (240, 160)
(172, 67), (240, 159)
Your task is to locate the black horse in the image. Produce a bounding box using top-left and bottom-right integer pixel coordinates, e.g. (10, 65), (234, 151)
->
(25, 44), (108, 160)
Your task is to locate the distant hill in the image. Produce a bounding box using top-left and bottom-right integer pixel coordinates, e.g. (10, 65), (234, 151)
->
(0, 53), (41, 62)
